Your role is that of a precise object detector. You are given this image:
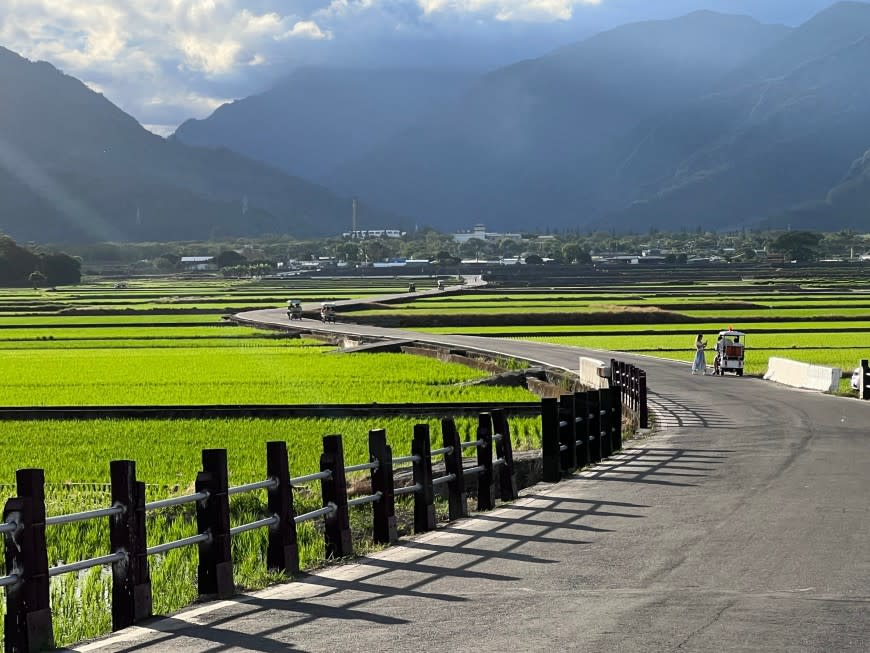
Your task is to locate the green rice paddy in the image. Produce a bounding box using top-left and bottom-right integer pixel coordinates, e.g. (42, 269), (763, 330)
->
(2, 269), (868, 646)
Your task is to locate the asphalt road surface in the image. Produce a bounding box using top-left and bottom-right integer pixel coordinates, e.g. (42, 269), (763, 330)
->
(73, 308), (870, 653)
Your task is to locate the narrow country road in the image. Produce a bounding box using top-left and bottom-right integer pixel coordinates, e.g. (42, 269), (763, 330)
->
(74, 305), (870, 653)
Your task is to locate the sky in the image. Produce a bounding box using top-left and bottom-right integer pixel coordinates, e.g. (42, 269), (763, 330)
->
(0, 0), (840, 136)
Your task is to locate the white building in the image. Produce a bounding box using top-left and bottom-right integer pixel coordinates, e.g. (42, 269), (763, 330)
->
(453, 224), (523, 244)
(342, 229), (405, 239)
(180, 256), (217, 271)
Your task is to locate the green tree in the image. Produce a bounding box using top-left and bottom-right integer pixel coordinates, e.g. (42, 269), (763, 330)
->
(40, 253), (81, 285)
(216, 250), (247, 268)
(771, 231), (823, 262)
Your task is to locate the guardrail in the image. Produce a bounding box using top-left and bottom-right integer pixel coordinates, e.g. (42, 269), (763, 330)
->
(610, 359), (648, 429)
(860, 359), (870, 401)
(0, 410), (517, 652)
(540, 386), (623, 482)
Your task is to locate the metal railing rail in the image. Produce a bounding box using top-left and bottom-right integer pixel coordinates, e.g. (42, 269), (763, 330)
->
(394, 483), (422, 496)
(46, 505), (124, 526)
(146, 490), (209, 512)
(295, 503), (337, 524)
(347, 492), (383, 507)
(147, 533), (211, 557)
(344, 460), (380, 473)
(49, 552), (126, 578)
(230, 515), (280, 537)
(0, 574), (19, 588)
(228, 478), (278, 496)
(290, 470), (332, 486)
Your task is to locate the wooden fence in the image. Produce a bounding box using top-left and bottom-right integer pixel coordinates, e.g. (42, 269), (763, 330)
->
(540, 386), (622, 482)
(610, 359), (648, 429)
(0, 371), (649, 652)
(0, 410), (517, 653)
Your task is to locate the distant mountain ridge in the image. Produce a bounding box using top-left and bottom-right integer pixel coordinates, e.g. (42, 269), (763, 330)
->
(324, 9), (791, 230)
(0, 47), (398, 243)
(178, 2), (870, 233)
(5, 2), (870, 242)
(607, 1), (870, 230)
(174, 67), (475, 182)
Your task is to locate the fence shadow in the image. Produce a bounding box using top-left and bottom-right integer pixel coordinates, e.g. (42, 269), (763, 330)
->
(648, 392), (735, 430)
(573, 447), (732, 488)
(66, 491), (649, 653)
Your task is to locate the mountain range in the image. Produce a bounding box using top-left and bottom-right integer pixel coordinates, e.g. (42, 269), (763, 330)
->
(3, 2), (870, 243)
(176, 1), (870, 234)
(0, 47), (398, 243)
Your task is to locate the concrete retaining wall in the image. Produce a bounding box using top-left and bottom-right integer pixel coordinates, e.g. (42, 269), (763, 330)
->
(579, 356), (610, 389)
(763, 357), (841, 393)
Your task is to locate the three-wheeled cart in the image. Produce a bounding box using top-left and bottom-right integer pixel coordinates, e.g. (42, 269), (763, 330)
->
(287, 299), (303, 320)
(320, 302), (337, 323)
(714, 330), (745, 376)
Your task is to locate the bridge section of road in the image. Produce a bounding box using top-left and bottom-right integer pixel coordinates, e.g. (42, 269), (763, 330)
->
(74, 309), (870, 652)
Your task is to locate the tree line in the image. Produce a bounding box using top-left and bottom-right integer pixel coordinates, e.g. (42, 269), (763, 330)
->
(0, 234), (81, 287)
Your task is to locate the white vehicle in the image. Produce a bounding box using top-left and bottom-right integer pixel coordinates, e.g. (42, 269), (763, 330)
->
(713, 330), (745, 377)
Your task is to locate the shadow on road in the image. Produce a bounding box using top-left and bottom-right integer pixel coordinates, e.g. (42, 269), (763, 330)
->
(574, 447), (732, 488)
(73, 490), (650, 652)
(649, 392), (736, 430)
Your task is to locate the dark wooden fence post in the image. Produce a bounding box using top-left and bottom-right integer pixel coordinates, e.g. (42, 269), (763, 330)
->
(860, 359), (869, 401)
(476, 413), (495, 511)
(599, 388), (613, 459)
(559, 395), (577, 472)
(611, 386), (623, 452)
(320, 435), (353, 558)
(266, 441), (298, 575)
(541, 397), (561, 482)
(369, 429), (397, 545)
(491, 409), (517, 501)
(574, 392), (589, 469)
(110, 460), (152, 632)
(441, 418), (468, 520)
(196, 449), (234, 599)
(3, 494), (54, 651)
(587, 392), (602, 464)
(4, 469), (54, 653)
(638, 371), (649, 429)
(412, 424), (436, 533)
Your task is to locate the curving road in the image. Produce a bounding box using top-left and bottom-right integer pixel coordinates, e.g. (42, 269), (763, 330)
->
(75, 305), (870, 653)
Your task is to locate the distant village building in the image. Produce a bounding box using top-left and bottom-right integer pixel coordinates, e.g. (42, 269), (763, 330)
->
(453, 224), (523, 244)
(180, 256), (217, 271)
(342, 229), (405, 239)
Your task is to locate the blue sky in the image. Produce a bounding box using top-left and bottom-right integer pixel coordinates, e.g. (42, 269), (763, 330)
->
(0, 0), (840, 135)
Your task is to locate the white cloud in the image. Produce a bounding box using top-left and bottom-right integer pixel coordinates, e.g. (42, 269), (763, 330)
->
(280, 20), (333, 40)
(417, 0), (600, 22)
(0, 0), (605, 131)
(0, 1), (333, 128)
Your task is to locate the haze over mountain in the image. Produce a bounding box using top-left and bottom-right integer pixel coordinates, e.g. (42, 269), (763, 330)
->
(4, 1), (870, 243)
(0, 47), (396, 243)
(608, 1), (870, 230)
(326, 10), (792, 230)
(0, 0), (839, 135)
(174, 68), (475, 181)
